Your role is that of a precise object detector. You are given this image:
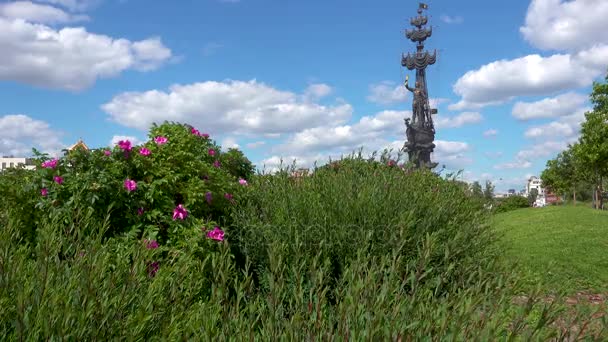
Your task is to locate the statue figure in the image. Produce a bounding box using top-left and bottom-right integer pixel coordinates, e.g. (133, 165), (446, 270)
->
(404, 75), (427, 125)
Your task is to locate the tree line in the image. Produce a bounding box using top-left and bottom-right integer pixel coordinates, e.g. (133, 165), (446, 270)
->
(541, 73), (608, 210)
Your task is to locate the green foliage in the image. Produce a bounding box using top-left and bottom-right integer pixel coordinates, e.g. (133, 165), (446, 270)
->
(470, 180), (483, 198)
(221, 148), (256, 180)
(0, 121), (253, 248)
(2, 192), (594, 340)
(230, 155), (497, 297)
(540, 73), (608, 209)
(483, 180), (495, 202)
(528, 188), (539, 206)
(495, 195), (529, 213)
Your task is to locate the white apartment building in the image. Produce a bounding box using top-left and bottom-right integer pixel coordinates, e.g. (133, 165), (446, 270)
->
(525, 176), (544, 197)
(0, 156), (36, 171)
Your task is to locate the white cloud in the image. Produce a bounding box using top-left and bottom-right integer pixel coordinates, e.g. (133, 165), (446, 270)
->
(432, 140), (473, 169)
(440, 15), (463, 24)
(512, 92), (588, 120)
(523, 106), (590, 139)
(245, 141), (265, 149)
(220, 137), (240, 150)
(274, 109), (407, 154)
(520, 0), (608, 51)
(109, 135), (142, 147)
(367, 81), (408, 105)
(102, 80), (353, 135)
(0, 114), (65, 156)
(434, 112), (482, 129)
(0, 1), (89, 24)
(517, 140), (568, 160)
(483, 129), (498, 138)
(35, 0), (100, 12)
(524, 121), (574, 138)
(0, 17), (172, 91)
(303, 83), (332, 102)
(449, 49), (608, 110)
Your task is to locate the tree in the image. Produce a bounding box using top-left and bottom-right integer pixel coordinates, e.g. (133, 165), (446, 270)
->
(483, 180), (495, 202)
(528, 188), (538, 206)
(577, 73), (608, 209)
(541, 144), (586, 204)
(470, 181), (483, 199)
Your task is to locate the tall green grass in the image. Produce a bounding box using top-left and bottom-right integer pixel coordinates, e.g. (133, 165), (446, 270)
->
(0, 156), (604, 339)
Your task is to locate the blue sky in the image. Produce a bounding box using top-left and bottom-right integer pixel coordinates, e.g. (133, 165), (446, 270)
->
(1, 0), (607, 192)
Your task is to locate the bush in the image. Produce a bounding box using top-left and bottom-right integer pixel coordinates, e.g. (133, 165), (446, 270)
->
(1, 136), (593, 339)
(0, 207), (577, 340)
(495, 195), (530, 213)
(1, 121), (254, 248)
(230, 155), (498, 295)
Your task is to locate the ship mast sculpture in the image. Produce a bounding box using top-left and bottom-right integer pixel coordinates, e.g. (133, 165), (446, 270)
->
(402, 2), (438, 169)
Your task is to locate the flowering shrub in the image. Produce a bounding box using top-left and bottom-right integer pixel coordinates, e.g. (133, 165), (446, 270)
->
(3, 121), (253, 251)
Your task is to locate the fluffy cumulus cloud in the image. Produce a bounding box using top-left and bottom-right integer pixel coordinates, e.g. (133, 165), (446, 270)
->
(102, 80), (353, 134)
(520, 0), (608, 51)
(0, 7), (172, 91)
(367, 81), (409, 105)
(434, 112), (482, 129)
(449, 51), (607, 110)
(36, 0), (100, 12)
(433, 140), (472, 169)
(495, 139), (573, 170)
(0, 114), (65, 156)
(273, 110), (407, 154)
(303, 83), (332, 102)
(512, 92), (588, 120)
(450, 0), (608, 111)
(523, 106), (589, 139)
(439, 15), (463, 24)
(0, 1), (89, 24)
(483, 129), (498, 138)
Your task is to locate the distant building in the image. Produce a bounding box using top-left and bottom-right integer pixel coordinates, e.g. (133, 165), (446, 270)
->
(0, 156), (36, 171)
(507, 189), (516, 197)
(67, 139), (90, 151)
(525, 176), (544, 197)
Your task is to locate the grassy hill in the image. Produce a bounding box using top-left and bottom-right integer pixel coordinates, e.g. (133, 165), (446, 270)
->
(494, 205), (608, 294)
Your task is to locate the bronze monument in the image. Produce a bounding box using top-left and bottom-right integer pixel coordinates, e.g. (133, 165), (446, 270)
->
(402, 2), (438, 169)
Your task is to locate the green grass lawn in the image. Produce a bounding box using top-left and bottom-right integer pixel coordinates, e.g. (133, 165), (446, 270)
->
(494, 205), (608, 294)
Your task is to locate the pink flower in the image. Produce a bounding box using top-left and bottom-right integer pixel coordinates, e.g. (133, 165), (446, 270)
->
(124, 179), (137, 192)
(145, 239), (159, 249)
(147, 261), (159, 278)
(224, 193), (234, 204)
(202, 133), (209, 138)
(117, 140), (132, 151)
(206, 226), (225, 241)
(104, 150), (112, 156)
(238, 178), (248, 186)
(53, 176), (63, 185)
(205, 191), (212, 204)
(191, 128), (201, 135)
(138, 207), (144, 216)
(41, 188), (48, 196)
(387, 160), (396, 167)
(213, 160), (221, 168)
(154, 136), (168, 145)
(208, 149), (216, 157)
(41, 159), (58, 169)
(139, 147), (151, 156)
(172, 204), (188, 220)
